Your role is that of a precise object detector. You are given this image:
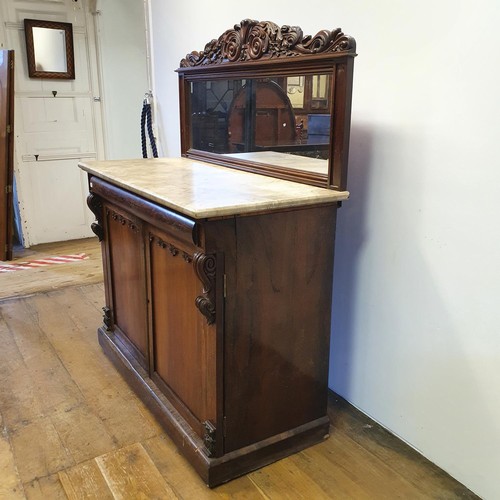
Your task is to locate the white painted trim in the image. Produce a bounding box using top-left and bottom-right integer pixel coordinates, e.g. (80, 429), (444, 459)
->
(89, 4), (109, 159)
(21, 153), (97, 162)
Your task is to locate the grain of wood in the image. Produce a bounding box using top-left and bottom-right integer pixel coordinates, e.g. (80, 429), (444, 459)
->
(297, 434), (418, 499)
(23, 474), (67, 500)
(50, 402), (117, 464)
(289, 444), (375, 499)
(59, 459), (114, 500)
(0, 241), (479, 499)
(0, 237), (103, 300)
(95, 442), (178, 499)
(1, 299), (85, 417)
(0, 413), (25, 499)
(8, 416), (75, 483)
(143, 434), (267, 499)
(247, 457), (334, 500)
(327, 395), (478, 499)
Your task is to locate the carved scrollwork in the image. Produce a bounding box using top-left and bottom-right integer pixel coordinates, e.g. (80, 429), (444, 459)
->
(149, 235), (185, 257)
(180, 19), (356, 67)
(86, 193), (104, 242)
(102, 306), (113, 331)
(108, 209), (139, 233)
(203, 420), (216, 457)
(193, 252), (216, 325)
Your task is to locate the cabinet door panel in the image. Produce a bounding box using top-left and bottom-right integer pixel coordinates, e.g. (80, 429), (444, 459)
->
(149, 231), (216, 436)
(105, 205), (148, 364)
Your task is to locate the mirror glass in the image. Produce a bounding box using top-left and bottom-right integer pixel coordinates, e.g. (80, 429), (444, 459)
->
(32, 27), (67, 73)
(24, 19), (75, 79)
(189, 74), (332, 176)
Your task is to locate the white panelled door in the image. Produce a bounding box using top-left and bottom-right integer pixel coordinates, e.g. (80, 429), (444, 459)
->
(2, 0), (104, 245)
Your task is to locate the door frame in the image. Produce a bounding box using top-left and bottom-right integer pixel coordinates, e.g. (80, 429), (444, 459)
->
(0, 49), (14, 261)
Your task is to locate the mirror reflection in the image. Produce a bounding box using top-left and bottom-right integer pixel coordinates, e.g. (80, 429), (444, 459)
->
(190, 74), (332, 175)
(32, 27), (67, 73)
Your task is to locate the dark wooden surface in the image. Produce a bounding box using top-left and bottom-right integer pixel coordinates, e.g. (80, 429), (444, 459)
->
(149, 225), (217, 439)
(211, 206), (338, 453)
(90, 177), (341, 485)
(0, 49), (14, 261)
(104, 204), (149, 366)
(0, 278), (480, 498)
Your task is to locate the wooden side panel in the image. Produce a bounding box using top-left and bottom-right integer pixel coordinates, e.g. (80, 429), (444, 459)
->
(148, 227), (217, 438)
(105, 204), (148, 364)
(222, 205), (338, 452)
(0, 50), (14, 260)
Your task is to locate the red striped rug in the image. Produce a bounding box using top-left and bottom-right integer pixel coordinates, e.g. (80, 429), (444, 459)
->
(0, 253), (89, 273)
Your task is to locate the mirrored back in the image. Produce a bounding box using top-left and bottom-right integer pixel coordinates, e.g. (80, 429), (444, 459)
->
(177, 20), (356, 190)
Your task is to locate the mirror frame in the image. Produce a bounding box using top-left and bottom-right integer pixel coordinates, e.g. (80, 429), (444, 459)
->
(24, 18), (75, 80)
(176, 19), (356, 190)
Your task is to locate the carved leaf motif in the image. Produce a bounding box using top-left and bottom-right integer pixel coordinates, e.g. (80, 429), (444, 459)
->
(203, 420), (216, 457)
(87, 193), (104, 242)
(193, 252), (216, 325)
(109, 210), (139, 233)
(179, 19), (355, 67)
(102, 306), (113, 331)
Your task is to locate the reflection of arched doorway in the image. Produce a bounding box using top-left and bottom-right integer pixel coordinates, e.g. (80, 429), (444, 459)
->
(228, 80), (296, 152)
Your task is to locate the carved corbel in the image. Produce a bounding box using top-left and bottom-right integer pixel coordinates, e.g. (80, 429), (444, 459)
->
(102, 306), (113, 331)
(203, 420), (216, 457)
(86, 193), (104, 241)
(193, 252), (216, 325)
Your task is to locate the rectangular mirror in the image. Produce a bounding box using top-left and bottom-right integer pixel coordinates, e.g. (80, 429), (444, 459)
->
(190, 74), (332, 176)
(177, 20), (356, 190)
(24, 19), (75, 79)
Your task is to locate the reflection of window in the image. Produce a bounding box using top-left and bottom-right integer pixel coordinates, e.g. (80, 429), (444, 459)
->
(311, 74), (329, 110)
(286, 74), (330, 111)
(287, 76), (305, 108)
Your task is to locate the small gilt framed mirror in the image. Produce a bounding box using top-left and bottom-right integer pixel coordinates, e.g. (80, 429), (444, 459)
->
(24, 19), (75, 79)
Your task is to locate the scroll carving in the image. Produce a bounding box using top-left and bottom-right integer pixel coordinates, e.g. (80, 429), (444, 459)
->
(180, 19), (356, 67)
(108, 209), (139, 233)
(193, 252), (216, 325)
(149, 234), (191, 258)
(102, 306), (113, 331)
(87, 193), (104, 242)
(203, 420), (216, 457)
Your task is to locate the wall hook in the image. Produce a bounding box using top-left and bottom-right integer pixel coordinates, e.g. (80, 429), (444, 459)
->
(52, 91), (57, 97)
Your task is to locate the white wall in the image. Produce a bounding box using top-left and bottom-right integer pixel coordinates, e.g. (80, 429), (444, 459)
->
(95, 0), (149, 159)
(148, 1), (500, 498)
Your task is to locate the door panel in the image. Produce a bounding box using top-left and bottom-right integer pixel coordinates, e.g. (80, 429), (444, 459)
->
(1, 0), (103, 245)
(18, 97), (95, 155)
(149, 228), (217, 438)
(0, 50), (15, 261)
(105, 204), (148, 367)
(26, 162), (94, 242)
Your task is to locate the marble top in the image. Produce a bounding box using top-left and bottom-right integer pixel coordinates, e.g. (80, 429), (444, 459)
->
(78, 157), (349, 219)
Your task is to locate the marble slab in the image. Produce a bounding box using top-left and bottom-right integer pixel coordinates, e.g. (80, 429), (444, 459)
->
(78, 157), (349, 219)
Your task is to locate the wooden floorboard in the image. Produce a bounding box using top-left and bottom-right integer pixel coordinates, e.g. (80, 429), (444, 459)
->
(0, 241), (479, 499)
(0, 238), (103, 300)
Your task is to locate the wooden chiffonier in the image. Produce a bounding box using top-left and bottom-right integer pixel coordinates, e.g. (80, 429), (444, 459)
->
(80, 20), (356, 487)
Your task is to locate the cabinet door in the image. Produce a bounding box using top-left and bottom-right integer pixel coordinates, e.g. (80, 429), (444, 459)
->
(104, 204), (148, 367)
(148, 228), (218, 447)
